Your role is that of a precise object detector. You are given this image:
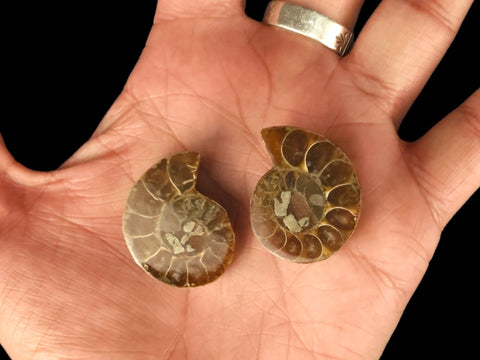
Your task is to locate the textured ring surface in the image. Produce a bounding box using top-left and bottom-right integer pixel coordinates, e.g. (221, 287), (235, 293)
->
(263, 1), (354, 56)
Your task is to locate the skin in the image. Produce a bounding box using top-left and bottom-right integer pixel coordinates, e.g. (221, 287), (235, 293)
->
(0, 0), (479, 359)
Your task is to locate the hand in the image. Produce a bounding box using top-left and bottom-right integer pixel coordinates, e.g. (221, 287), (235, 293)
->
(1, 0), (478, 359)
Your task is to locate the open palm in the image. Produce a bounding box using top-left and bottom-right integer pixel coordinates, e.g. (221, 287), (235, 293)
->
(1, 1), (479, 359)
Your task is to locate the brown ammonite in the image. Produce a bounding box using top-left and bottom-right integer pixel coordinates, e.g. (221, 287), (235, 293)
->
(250, 126), (361, 262)
(123, 152), (235, 287)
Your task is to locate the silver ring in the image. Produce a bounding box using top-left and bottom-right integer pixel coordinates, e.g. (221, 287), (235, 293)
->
(263, 1), (354, 56)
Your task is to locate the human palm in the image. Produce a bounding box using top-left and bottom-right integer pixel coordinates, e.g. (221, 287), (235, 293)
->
(1, 1), (479, 359)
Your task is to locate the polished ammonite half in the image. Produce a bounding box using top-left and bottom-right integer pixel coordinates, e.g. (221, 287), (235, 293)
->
(250, 126), (361, 262)
(123, 152), (235, 287)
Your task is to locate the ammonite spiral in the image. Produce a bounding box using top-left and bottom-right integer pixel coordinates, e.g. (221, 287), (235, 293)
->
(250, 127), (361, 262)
(123, 152), (235, 287)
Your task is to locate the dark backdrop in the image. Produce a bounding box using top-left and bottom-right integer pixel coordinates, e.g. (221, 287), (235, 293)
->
(1, 1), (478, 359)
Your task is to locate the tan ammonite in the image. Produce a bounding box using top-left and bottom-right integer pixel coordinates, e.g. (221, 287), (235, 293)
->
(123, 152), (235, 287)
(250, 126), (361, 262)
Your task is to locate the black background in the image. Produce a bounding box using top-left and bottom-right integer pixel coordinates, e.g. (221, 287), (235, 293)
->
(1, 1), (478, 359)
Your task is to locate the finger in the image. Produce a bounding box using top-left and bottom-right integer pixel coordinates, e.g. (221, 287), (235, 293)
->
(406, 89), (480, 228)
(155, 0), (245, 20)
(345, 0), (474, 126)
(259, 0), (365, 62)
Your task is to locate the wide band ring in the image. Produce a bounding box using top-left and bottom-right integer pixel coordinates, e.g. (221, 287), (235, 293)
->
(263, 1), (354, 56)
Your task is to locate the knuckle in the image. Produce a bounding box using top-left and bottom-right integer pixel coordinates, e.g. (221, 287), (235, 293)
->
(403, 0), (457, 35)
(344, 60), (403, 120)
(459, 103), (480, 142)
(406, 152), (449, 228)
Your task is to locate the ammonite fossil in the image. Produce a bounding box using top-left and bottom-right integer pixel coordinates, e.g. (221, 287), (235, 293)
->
(123, 152), (235, 287)
(250, 126), (361, 262)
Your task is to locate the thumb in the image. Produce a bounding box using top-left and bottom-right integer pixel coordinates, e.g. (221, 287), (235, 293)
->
(0, 132), (16, 173)
(0, 133), (16, 218)
(0, 133), (28, 218)
(0, 133), (56, 217)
